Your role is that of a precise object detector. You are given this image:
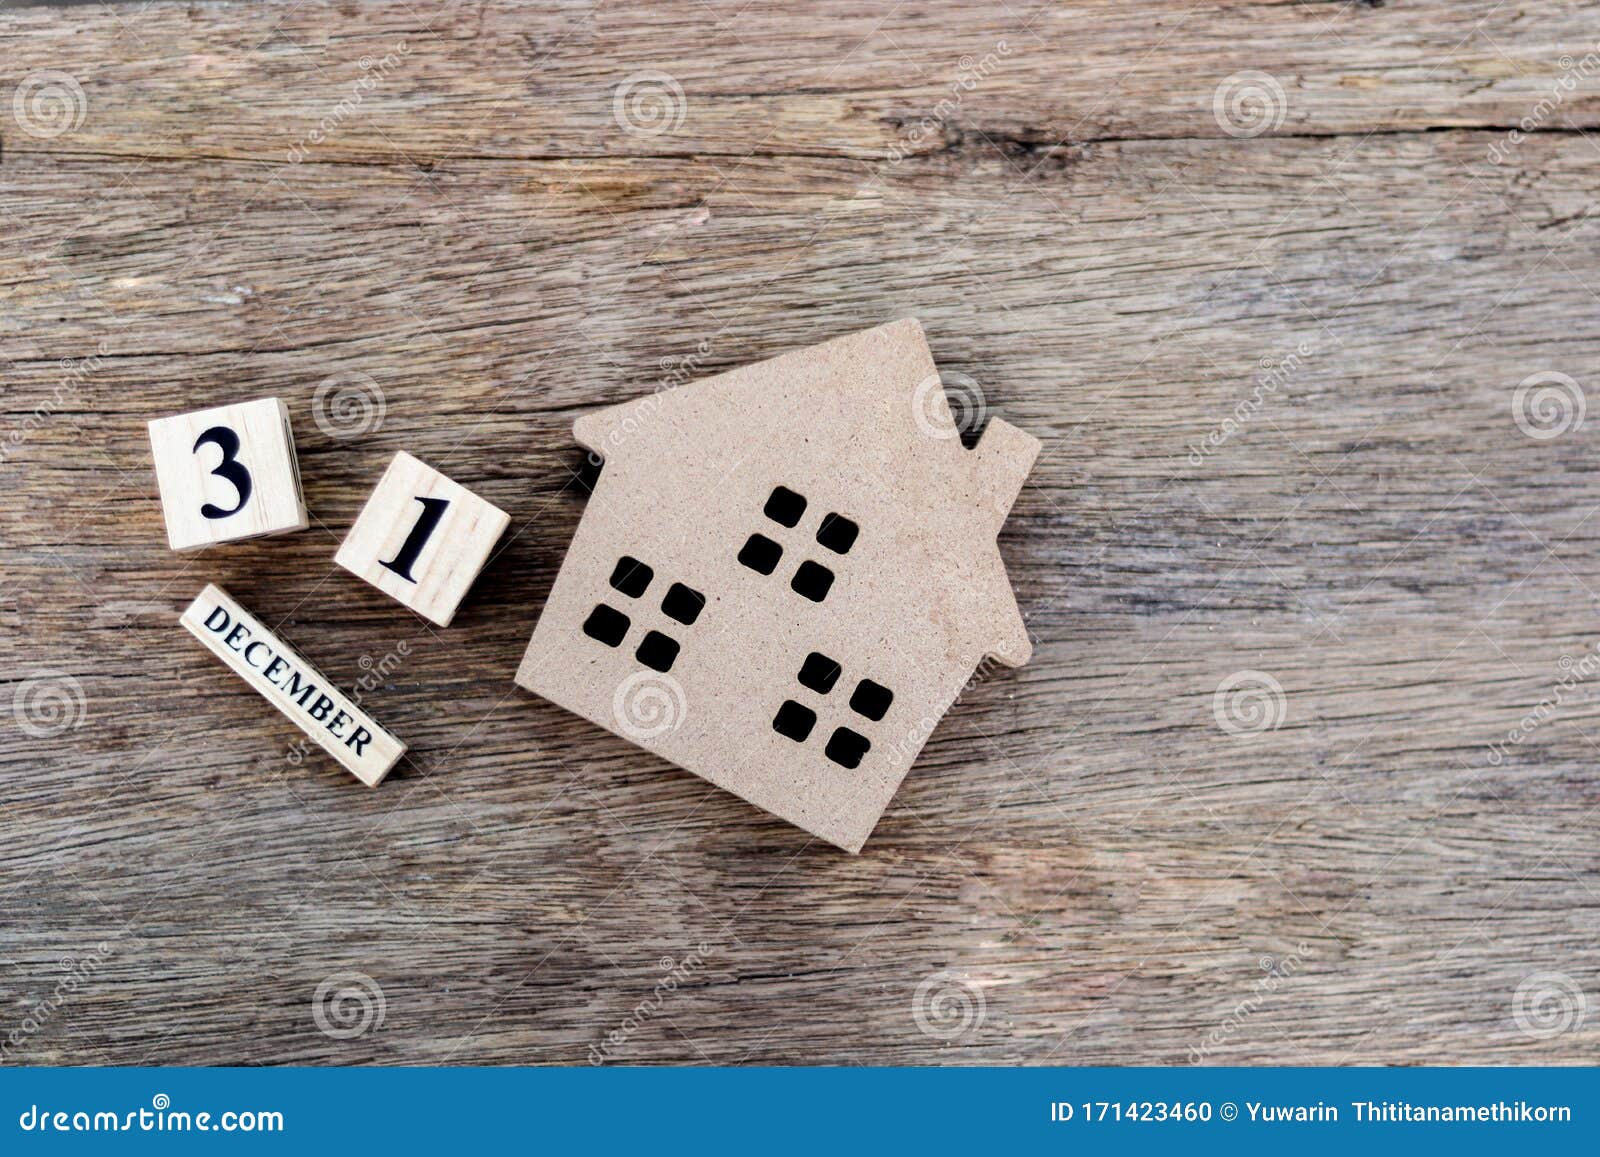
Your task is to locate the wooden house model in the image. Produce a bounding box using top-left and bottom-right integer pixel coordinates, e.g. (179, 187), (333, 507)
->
(516, 319), (1038, 852)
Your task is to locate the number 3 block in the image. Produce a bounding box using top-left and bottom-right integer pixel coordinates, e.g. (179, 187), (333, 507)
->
(334, 451), (509, 626)
(148, 396), (309, 551)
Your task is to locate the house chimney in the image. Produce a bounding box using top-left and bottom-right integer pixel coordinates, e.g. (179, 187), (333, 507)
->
(970, 417), (1040, 525)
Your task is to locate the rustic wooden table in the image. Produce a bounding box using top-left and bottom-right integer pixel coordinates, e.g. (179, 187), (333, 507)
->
(3, 1), (1598, 1065)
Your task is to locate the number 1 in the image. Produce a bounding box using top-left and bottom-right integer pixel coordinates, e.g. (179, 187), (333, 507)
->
(379, 496), (450, 582)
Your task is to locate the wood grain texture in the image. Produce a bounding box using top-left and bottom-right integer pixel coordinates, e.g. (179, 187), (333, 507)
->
(2, 0), (1599, 1065)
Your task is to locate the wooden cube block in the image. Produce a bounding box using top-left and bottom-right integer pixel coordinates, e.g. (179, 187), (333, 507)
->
(334, 451), (509, 627)
(180, 584), (406, 786)
(148, 396), (309, 551)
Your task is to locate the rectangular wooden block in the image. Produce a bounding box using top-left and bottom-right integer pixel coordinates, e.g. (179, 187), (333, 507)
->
(334, 451), (510, 627)
(180, 584), (405, 786)
(148, 396), (309, 551)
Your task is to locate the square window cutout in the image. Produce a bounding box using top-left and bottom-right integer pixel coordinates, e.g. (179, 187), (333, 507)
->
(816, 513), (859, 555)
(738, 533), (783, 575)
(791, 560), (834, 602)
(824, 726), (871, 769)
(582, 604), (630, 647)
(661, 582), (705, 626)
(764, 485), (807, 528)
(849, 678), (894, 722)
(636, 630), (680, 673)
(798, 651), (841, 695)
(609, 555), (654, 598)
(772, 699), (816, 743)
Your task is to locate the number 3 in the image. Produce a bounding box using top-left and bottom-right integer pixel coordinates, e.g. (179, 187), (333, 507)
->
(192, 425), (253, 519)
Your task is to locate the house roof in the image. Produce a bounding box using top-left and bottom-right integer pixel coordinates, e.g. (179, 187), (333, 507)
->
(571, 318), (1038, 670)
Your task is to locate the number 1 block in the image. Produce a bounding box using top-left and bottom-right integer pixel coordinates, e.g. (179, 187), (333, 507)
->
(148, 396), (309, 551)
(334, 451), (510, 626)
